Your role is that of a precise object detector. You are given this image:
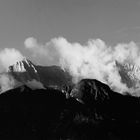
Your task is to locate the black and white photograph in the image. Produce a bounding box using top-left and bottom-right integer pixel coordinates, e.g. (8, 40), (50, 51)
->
(0, 0), (140, 139)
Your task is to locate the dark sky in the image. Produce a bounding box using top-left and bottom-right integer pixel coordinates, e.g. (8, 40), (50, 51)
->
(0, 0), (140, 54)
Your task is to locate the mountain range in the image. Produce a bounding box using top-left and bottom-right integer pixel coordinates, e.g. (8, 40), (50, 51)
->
(7, 58), (72, 90)
(0, 58), (140, 139)
(2, 58), (140, 93)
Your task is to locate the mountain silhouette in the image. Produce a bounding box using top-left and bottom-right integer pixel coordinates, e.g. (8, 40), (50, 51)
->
(0, 79), (140, 139)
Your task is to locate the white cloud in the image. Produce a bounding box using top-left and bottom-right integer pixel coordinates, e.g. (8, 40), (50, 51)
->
(0, 48), (24, 93)
(24, 37), (37, 49)
(0, 48), (24, 72)
(0, 74), (17, 93)
(24, 37), (59, 65)
(24, 37), (140, 95)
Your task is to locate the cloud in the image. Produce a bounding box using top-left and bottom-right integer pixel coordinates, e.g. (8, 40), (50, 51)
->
(26, 79), (45, 90)
(0, 73), (18, 93)
(24, 37), (38, 49)
(0, 48), (24, 93)
(24, 37), (59, 65)
(0, 48), (24, 72)
(24, 37), (140, 95)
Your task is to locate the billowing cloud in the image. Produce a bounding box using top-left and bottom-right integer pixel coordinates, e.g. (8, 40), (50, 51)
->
(0, 48), (24, 93)
(24, 37), (140, 95)
(24, 37), (37, 49)
(24, 37), (59, 65)
(0, 74), (18, 93)
(0, 48), (24, 72)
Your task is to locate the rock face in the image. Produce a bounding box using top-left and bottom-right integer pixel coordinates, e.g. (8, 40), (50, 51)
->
(70, 79), (110, 104)
(116, 61), (140, 88)
(0, 79), (140, 139)
(8, 58), (40, 83)
(70, 79), (140, 121)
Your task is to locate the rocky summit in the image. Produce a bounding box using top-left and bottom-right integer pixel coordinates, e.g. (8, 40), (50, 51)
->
(8, 58), (40, 83)
(116, 61), (140, 88)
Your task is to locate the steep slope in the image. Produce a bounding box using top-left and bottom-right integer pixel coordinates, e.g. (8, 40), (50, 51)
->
(36, 65), (72, 89)
(70, 79), (140, 121)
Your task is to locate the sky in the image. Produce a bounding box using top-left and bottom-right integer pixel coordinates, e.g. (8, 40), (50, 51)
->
(0, 0), (140, 61)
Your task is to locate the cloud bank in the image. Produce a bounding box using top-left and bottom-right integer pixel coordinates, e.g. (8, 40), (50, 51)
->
(25, 37), (140, 95)
(1, 37), (140, 95)
(0, 48), (24, 93)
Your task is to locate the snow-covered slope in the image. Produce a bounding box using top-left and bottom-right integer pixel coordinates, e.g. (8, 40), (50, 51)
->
(116, 61), (140, 88)
(8, 58), (40, 83)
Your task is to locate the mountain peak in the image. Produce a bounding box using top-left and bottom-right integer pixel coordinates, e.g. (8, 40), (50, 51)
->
(8, 57), (37, 73)
(116, 61), (140, 88)
(8, 58), (40, 83)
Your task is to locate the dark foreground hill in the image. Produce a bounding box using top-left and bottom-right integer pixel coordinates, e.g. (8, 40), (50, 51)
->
(0, 79), (140, 140)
